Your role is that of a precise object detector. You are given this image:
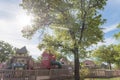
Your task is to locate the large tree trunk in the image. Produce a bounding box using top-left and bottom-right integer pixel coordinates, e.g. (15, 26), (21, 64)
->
(74, 47), (80, 80)
(109, 63), (112, 70)
(107, 62), (112, 70)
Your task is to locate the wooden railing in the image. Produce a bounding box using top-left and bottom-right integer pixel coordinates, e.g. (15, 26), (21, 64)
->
(1, 69), (120, 79)
(0, 69), (73, 80)
(87, 69), (120, 78)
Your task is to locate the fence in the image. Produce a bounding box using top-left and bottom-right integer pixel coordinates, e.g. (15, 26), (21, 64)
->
(1, 69), (120, 79)
(0, 69), (73, 80)
(87, 69), (120, 78)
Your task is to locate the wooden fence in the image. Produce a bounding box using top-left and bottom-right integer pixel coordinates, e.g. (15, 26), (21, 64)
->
(1, 69), (120, 79)
(87, 69), (120, 78)
(0, 69), (73, 80)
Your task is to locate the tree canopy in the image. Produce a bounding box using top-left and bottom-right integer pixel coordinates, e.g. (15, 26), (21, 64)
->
(21, 0), (107, 79)
(113, 44), (120, 69)
(114, 24), (120, 39)
(0, 41), (15, 62)
(92, 44), (119, 70)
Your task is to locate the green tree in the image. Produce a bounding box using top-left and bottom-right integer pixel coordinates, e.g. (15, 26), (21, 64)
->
(0, 41), (15, 62)
(92, 45), (118, 70)
(113, 44), (120, 69)
(114, 24), (120, 39)
(113, 23), (120, 69)
(21, 0), (107, 79)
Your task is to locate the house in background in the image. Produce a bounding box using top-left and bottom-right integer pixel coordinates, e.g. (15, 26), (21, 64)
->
(83, 60), (96, 69)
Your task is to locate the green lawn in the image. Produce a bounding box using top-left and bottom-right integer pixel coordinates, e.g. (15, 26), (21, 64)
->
(65, 77), (120, 80)
(85, 77), (120, 80)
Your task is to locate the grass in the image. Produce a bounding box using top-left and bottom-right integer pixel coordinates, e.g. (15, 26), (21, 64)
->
(65, 77), (120, 80)
(85, 77), (120, 80)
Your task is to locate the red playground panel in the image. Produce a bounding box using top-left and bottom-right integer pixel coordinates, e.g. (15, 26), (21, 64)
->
(41, 51), (54, 69)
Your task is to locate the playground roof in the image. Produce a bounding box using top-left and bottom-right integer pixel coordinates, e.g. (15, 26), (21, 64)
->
(16, 46), (28, 54)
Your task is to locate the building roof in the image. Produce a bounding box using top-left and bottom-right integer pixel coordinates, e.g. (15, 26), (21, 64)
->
(83, 60), (95, 65)
(16, 46), (28, 54)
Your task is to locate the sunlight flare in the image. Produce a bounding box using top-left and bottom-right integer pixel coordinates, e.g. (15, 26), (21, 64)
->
(16, 12), (33, 26)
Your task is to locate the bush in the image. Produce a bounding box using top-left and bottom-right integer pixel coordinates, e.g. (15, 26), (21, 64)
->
(80, 68), (90, 80)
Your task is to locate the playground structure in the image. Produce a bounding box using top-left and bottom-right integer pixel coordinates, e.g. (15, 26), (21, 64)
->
(0, 47), (73, 80)
(4, 46), (72, 71)
(6, 46), (34, 70)
(40, 51), (62, 69)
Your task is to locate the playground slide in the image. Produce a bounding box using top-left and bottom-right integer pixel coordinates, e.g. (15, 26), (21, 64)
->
(51, 61), (62, 68)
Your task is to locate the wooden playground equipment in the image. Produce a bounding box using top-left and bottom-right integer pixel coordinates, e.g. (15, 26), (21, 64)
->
(5, 47), (72, 70)
(6, 46), (34, 70)
(0, 47), (73, 80)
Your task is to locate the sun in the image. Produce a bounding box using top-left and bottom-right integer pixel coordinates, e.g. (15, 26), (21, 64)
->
(16, 12), (33, 26)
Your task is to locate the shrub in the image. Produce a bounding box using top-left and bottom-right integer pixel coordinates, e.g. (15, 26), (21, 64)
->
(80, 68), (90, 80)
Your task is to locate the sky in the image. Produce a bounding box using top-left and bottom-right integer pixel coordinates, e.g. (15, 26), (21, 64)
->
(0, 0), (120, 59)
